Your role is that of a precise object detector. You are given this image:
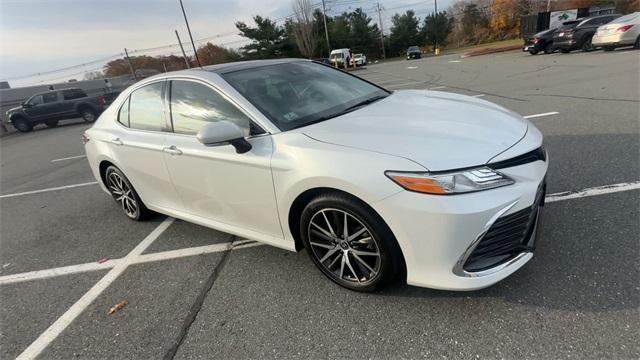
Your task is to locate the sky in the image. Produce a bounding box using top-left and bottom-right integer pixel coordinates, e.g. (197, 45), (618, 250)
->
(0, 0), (451, 87)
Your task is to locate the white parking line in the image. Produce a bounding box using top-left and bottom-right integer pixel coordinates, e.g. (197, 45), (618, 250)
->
(472, 94), (486, 97)
(449, 60), (462, 63)
(523, 112), (559, 119)
(15, 217), (175, 360)
(51, 155), (86, 163)
(428, 86), (447, 90)
(0, 181), (99, 199)
(546, 181), (640, 203)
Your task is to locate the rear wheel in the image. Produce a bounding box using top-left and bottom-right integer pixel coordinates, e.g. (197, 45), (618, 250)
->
(582, 36), (594, 52)
(300, 193), (403, 292)
(528, 49), (538, 55)
(105, 166), (152, 221)
(80, 108), (97, 122)
(634, 36), (640, 49)
(12, 117), (33, 132)
(45, 120), (59, 128)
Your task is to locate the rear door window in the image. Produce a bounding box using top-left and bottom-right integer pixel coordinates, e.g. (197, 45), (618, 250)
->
(62, 89), (87, 100)
(128, 82), (165, 131)
(42, 92), (58, 103)
(118, 97), (130, 127)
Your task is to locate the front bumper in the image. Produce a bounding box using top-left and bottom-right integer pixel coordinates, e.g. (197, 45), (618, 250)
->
(374, 159), (548, 290)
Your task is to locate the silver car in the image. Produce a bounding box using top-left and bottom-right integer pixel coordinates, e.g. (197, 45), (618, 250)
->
(593, 12), (640, 51)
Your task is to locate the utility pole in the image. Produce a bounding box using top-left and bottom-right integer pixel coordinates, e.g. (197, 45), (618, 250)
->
(546, 0), (551, 12)
(175, 30), (191, 69)
(124, 48), (137, 80)
(179, 0), (202, 67)
(434, 0), (439, 54)
(376, 2), (386, 59)
(321, 0), (331, 55)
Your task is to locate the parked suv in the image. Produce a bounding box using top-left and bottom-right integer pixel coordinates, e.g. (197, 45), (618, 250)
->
(6, 88), (104, 132)
(554, 14), (622, 53)
(406, 46), (421, 59)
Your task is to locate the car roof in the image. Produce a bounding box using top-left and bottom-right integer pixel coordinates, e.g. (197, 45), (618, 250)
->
(202, 58), (308, 74)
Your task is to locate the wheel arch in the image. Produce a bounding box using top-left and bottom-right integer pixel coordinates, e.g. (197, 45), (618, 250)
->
(287, 186), (407, 278)
(98, 159), (116, 188)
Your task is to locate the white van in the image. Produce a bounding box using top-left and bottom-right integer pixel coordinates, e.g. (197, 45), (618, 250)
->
(329, 48), (351, 68)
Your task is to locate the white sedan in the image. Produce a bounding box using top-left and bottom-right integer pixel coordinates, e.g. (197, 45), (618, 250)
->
(593, 12), (640, 51)
(84, 59), (547, 292)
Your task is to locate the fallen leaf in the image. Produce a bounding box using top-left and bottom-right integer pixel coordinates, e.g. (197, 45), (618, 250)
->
(97, 258), (109, 264)
(108, 300), (129, 315)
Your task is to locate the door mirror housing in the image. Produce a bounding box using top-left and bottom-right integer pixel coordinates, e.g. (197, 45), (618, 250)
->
(22, 102), (31, 108)
(196, 121), (252, 154)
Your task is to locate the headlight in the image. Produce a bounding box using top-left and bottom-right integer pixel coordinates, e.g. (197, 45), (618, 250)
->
(385, 167), (515, 195)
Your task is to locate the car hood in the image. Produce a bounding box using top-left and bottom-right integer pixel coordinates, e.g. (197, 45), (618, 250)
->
(6, 106), (22, 114)
(302, 90), (528, 171)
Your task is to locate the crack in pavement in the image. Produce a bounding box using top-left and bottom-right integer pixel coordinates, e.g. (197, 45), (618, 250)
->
(162, 236), (237, 360)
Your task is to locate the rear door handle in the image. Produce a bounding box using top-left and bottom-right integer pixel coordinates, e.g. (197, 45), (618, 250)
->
(162, 145), (183, 156)
(110, 138), (123, 146)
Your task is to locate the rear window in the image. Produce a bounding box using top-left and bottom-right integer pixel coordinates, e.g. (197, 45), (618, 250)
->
(614, 12), (639, 23)
(62, 89), (87, 100)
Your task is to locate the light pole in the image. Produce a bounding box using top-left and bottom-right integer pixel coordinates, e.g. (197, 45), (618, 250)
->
(321, 0), (331, 55)
(178, 0), (202, 67)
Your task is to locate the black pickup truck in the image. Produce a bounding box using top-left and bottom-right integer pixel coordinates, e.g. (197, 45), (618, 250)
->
(6, 88), (105, 132)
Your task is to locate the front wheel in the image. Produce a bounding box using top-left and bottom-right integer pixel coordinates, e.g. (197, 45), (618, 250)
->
(544, 43), (554, 54)
(300, 193), (403, 292)
(529, 49), (538, 55)
(634, 36), (640, 49)
(560, 48), (571, 53)
(105, 166), (153, 221)
(12, 117), (33, 132)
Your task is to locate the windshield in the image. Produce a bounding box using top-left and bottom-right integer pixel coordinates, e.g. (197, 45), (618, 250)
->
(223, 61), (389, 131)
(408, 46), (419, 51)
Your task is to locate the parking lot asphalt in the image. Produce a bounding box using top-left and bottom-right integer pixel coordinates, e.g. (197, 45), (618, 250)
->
(1, 49), (638, 359)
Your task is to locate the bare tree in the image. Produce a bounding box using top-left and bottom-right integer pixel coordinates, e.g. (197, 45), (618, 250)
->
(291, 0), (317, 58)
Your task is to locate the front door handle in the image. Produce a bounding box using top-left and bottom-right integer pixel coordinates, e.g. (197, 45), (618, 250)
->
(162, 145), (183, 156)
(110, 138), (123, 146)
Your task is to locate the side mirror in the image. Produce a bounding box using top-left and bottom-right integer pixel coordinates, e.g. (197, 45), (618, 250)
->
(22, 102), (31, 108)
(196, 121), (252, 154)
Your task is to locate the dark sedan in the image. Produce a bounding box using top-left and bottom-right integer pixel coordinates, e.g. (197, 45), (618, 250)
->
(554, 14), (621, 53)
(523, 28), (557, 54)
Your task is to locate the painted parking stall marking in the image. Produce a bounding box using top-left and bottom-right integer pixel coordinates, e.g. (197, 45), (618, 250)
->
(51, 155), (86, 163)
(523, 111), (560, 119)
(0, 181), (99, 199)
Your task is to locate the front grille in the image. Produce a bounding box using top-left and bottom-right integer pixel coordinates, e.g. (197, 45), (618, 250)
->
(463, 185), (545, 272)
(488, 146), (546, 170)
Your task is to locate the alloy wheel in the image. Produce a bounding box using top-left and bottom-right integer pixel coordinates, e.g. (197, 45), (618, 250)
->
(82, 111), (96, 122)
(107, 171), (138, 218)
(307, 208), (381, 284)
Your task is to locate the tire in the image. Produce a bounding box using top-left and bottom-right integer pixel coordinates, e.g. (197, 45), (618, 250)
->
(602, 46), (615, 52)
(528, 49), (538, 55)
(80, 108), (97, 122)
(45, 120), (59, 128)
(582, 36), (594, 52)
(300, 193), (403, 292)
(544, 43), (554, 54)
(634, 36), (640, 49)
(104, 166), (153, 221)
(12, 117), (33, 132)
(560, 48), (571, 53)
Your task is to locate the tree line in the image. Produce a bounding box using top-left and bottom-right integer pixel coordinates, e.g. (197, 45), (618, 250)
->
(100, 0), (638, 77)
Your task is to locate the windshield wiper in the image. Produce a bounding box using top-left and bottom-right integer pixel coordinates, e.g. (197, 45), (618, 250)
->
(287, 94), (389, 130)
(340, 94), (388, 113)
